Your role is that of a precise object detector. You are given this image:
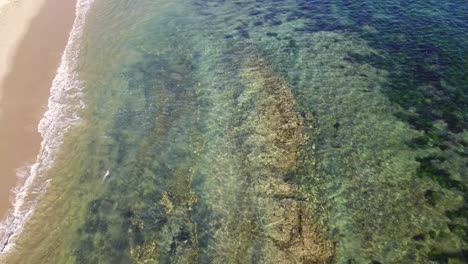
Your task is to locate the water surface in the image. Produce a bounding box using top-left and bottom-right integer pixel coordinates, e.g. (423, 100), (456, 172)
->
(3, 0), (467, 263)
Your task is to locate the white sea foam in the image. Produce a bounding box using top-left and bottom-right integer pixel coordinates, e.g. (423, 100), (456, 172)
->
(0, 0), (95, 254)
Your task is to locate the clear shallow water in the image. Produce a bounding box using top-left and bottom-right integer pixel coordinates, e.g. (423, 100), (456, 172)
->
(2, 0), (467, 263)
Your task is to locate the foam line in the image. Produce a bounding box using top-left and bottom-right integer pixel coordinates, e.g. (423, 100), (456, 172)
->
(0, 0), (95, 254)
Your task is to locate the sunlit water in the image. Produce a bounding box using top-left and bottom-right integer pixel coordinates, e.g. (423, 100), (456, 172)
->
(1, 0), (467, 263)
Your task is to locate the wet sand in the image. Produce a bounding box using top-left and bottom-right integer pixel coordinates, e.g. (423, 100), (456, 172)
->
(0, 0), (76, 220)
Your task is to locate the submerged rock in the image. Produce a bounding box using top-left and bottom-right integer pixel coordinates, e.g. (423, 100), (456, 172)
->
(204, 54), (334, 263)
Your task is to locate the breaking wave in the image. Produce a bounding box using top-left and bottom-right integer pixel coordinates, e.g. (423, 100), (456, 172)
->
(0, 0), (95, 254)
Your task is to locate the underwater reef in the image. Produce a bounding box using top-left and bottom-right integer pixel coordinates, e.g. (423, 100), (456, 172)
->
(1, 0), (466, 263)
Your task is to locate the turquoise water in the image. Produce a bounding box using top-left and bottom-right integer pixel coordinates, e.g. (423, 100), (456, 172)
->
(3, 0), (467, 263)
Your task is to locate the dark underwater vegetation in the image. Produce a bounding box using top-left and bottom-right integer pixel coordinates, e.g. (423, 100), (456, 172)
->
(3, 0), (467, 263)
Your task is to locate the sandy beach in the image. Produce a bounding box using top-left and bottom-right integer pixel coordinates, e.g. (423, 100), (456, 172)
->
(0, 0), (76, 220)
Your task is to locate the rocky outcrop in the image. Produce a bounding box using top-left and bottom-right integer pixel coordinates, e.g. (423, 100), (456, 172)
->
(214, 55), (334, 263)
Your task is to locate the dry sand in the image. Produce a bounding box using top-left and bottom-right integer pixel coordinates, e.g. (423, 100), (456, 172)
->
(0, 0), (76, 220)
(0, 0), (47, 104)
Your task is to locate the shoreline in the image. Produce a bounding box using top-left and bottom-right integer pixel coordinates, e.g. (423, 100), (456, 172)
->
(0, 0), (95, 258)
(0, 0), (76, 234)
